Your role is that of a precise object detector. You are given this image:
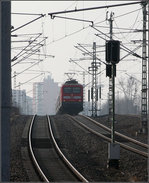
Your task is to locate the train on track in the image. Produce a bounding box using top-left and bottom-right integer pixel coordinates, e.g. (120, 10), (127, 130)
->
(55, 79), (83, 115)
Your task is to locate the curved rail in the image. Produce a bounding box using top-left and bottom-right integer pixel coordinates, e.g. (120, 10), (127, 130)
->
(47, 115), (88, 182)
(28, 115), (50, 182)
(68, 115), (148, 158)
(82, 115), (148, 149)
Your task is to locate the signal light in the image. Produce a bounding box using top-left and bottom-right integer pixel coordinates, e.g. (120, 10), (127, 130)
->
(106, 40), (120, 64)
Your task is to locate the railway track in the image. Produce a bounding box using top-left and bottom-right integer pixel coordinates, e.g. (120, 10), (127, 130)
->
(28, 115), (88, 182)
(68, 114), (148, 158)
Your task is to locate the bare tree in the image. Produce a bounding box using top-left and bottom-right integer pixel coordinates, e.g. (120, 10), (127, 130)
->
(117, 76), (140, 114)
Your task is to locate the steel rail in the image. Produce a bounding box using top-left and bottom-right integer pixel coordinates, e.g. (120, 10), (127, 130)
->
(67, 115), (148, 158)
(28, 115), (50, 182)
(47, 115), (89, 182)
(81, 115), (148, 149)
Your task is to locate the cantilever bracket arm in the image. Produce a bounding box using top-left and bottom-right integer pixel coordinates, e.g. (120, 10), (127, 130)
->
(11, 14), (46, 33)
(51, 15), (94, 26)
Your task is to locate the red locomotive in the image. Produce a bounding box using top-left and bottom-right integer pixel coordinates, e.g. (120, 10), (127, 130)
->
(56, 79), (83, 115)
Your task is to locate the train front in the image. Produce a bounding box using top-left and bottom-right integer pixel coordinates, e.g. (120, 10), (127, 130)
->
(61, 81), (83, 115)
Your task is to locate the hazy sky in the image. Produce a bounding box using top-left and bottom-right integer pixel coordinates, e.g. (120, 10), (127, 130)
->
(11, 1), (144, 101)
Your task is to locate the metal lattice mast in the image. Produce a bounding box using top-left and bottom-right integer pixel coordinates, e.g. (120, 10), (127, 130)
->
(88, 42), (101, 117)
(92, 42), (97, 117)
(141, 2), (148, 133)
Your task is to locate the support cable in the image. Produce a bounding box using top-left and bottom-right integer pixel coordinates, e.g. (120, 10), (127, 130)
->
(11, 60), (43, 78)
(77, 43), (106, 65)
(15, 73), (44, 88)
(92, 25), (143, 59)
(11, 14), (45, 33)
(12, 44), (44, 67)
(52, 15), (93, 25)
(12, 37), (47, 61)
(11, 33), (42, 62)
(12, 38), (47, 66)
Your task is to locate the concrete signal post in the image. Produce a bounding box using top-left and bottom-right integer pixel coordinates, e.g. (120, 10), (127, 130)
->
(106, 40), (120, 169)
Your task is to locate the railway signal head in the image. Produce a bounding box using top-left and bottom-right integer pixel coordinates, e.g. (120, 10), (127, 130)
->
(106, 40), (120, 64)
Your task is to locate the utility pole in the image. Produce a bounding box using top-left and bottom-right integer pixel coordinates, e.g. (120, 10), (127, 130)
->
(141, 1), (148, 133)
(1, 1), (11, 181)
(106, 12), (120, 169)
(108, 12), (114, 122)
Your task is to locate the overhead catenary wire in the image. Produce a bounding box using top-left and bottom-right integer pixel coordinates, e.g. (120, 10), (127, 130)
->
(113, 8), (141, 43)
(93, 24), (144, 31)
(69, 58), (90, 74)
(11, 33), (42, 62)
(76, 43), (106, 65)
(12, 1), (145, 111)
(12, 44), (44, 67)
(92, 25), (142, 59)
(13, 36), (47, 61)
(15, 73), (44, 88)
(48, 3), (143, 45)
(51, 3), (141, 66)
(11, 60), (43, 78)
(14, 38), (46, 61)
(11, 33), (42, 37)
(48, 26), (89, 44)
(121, 44), (142, 61)
(12, 37), (48, 66)
(11, 14), (46, 33)
(95, 7), (142, 25)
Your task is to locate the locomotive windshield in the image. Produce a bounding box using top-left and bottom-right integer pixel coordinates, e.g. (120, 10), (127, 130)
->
(63, 87), (72, 93)
(73, 87), (81, 93)
(63, 87), (81, 94)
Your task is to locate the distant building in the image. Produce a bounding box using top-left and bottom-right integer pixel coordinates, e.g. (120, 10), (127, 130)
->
(43, 75), (60, 115)
(12, 89), (33, 115)
(33, 82), (44, 115)
(32, 76), (59, 115)
(26, 96), (33, 115)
